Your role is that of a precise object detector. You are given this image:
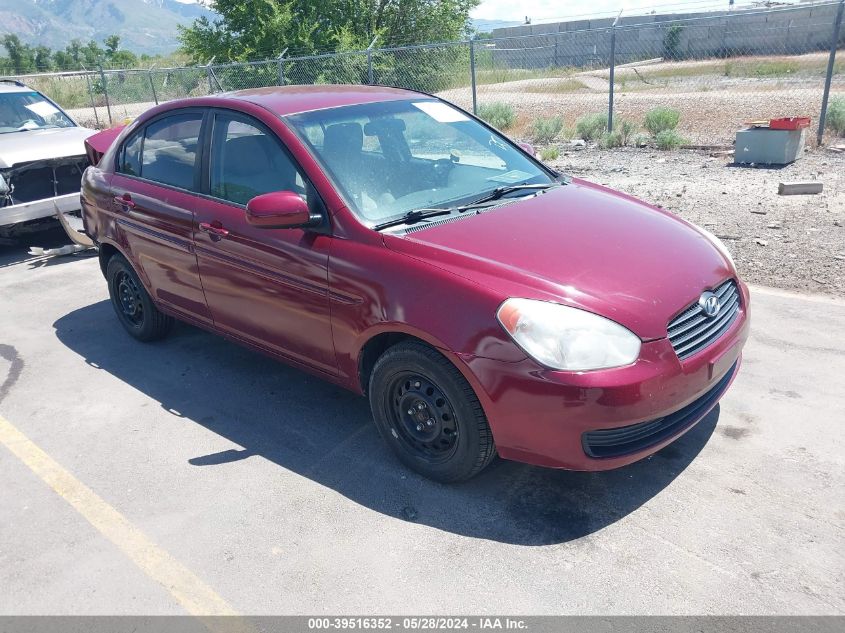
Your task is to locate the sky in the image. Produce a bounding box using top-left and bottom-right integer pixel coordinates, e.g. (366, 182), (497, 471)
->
(469, 0), (801, 22)
(174, 0), (807, 25)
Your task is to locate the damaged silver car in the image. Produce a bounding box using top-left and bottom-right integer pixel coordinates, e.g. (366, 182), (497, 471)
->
(1, 79), (95, 238)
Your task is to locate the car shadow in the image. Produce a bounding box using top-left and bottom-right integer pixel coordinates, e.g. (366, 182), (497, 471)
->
(54, 300), (719, 546)
(0, 224), (95, 269)
(726, 161), (792, 170)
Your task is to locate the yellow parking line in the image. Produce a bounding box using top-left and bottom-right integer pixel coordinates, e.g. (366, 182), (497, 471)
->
(0, 412), (248, 629)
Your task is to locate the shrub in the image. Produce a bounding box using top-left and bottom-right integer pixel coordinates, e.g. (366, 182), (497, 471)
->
(540, 146), (560, 161)
(531, 116), (564, 143)
(643, 107), (680, 135)
(632, 133), (651, 147)
(617, 118), (638, 146)
(600, 131), (624, 148)
(752, 61), (799, 77)
(575, 112), (608, 140)
(655, 129), (686, 150)
(663, 25), (684, 60)
(560, 126), (577, 141)
(478, 102), (516, 130)
(825, 96), (845, 136)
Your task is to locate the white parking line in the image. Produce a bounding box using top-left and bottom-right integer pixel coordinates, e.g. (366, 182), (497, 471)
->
(748, 284), (845, 306)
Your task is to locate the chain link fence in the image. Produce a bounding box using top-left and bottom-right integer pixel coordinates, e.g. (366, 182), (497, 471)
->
(4, 1), (843, 146)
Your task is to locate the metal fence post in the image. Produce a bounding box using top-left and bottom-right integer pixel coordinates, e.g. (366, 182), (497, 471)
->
(277, 48), (288, 86)
(81, 65), (100, 128)
(98, 62), (112, 126)
(469, 37), (478, 116)
(205, 57), (216, 93)
(607, 12), (621, 134)
(817, 0), (845, 146)
(367, 36), (378, 84)
(149, 64), (158, 105)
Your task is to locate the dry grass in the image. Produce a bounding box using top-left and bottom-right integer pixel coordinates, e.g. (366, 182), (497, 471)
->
(445, 52), (845, 145)
(524, 79), (590, 94)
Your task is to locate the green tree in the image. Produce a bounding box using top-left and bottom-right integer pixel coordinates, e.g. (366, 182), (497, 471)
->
(81, 40), (104, 67)
(102, 34), (138, 68)
(33, 46), (53, 71)
(179, 0), (479, 62)
(109, 50), (139, 67)
(104, 35), (121, 58)
(2, 35), (35, 74)
(65, 40), (84, 66)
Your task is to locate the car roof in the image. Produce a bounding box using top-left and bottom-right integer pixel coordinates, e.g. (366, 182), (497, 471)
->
(0, 80), (33, 94)
(182, 84), (427, 117)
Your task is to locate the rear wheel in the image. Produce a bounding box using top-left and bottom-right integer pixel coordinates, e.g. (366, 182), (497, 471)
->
(106, 254), (174, 342)
(369, 341), (496, 482)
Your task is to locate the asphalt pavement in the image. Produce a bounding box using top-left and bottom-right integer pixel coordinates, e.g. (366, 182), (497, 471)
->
(0, 227), (843, 615)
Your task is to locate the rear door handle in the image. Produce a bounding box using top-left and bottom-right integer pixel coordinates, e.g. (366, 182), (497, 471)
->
(199, 221), (230, 239)
(113, 194), (135, 210)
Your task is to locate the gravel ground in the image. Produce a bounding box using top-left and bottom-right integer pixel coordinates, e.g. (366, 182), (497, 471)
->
(67, 101), (157, 129)
(439, 52), (845, 145)
(544, 146), (845, 296)
(453, 85), (845, 145)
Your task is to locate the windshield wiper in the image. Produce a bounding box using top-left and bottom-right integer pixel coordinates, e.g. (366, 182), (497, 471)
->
(458, 182), (563, 212)
(373, 208), (455, 231)
(372, 180), (569, 230)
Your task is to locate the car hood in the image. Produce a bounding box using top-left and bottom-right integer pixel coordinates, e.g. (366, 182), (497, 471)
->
(383, 179), (734, 340)
(0, 127), (96, 168)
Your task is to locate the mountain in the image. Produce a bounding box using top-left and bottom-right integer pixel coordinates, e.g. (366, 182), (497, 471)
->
(0, 0), (218, 56)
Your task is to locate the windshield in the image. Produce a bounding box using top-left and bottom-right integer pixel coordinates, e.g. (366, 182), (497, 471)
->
(0, 91), (76, 134)
(287, 99), (554, 226)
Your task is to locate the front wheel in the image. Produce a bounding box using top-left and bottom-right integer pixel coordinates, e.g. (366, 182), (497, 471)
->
(369, 341), (496, 482)
(106, 254), (174, 342)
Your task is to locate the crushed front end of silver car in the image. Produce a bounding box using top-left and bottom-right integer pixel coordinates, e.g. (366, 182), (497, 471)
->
(1, 155), (89, 228)
(0, 79), (95, 237)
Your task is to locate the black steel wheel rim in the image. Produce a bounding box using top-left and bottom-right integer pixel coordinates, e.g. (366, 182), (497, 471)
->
(387, 372), (459, 463)
(115, 271), (144, 327)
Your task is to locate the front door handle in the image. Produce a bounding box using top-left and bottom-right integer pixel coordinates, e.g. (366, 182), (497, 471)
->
(199, 221), (230, 239)
(113, 194), (135, 210)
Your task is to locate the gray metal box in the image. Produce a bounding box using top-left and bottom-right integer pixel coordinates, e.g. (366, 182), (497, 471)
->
(735, 128), (806, 165)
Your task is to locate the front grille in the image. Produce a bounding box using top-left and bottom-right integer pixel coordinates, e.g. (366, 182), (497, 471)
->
(1, 156), (88, 205)
(582, 361), (737, 458)
(668, 279), (740, 360)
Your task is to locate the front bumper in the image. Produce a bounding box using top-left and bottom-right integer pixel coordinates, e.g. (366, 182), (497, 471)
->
(1, 193), (81, 227)
(457, 286), (750, 471)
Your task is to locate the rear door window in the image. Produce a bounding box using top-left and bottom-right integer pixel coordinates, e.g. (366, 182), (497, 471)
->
(119, 130), (143, 177)
(141, 114), (202, 190)
(117, 112), (202, 191)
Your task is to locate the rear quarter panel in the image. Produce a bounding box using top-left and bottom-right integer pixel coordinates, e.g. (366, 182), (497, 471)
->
(80, 165), (114, 250)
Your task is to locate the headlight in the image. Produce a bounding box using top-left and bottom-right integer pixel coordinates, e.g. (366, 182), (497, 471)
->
(497, 299), (641, 371)
(693, 223), (735, 269)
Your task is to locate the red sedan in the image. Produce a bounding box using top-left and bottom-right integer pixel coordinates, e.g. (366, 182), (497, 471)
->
(81, 85), (749, 482)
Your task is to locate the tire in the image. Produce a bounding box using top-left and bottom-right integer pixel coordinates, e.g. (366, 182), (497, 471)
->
(106, 254), (174, 342)
(369, 341), (496, 482)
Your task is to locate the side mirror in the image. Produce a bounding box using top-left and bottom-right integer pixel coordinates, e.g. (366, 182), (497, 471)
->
(246, 191), (311, 229)
(517, 142), (536, 157)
